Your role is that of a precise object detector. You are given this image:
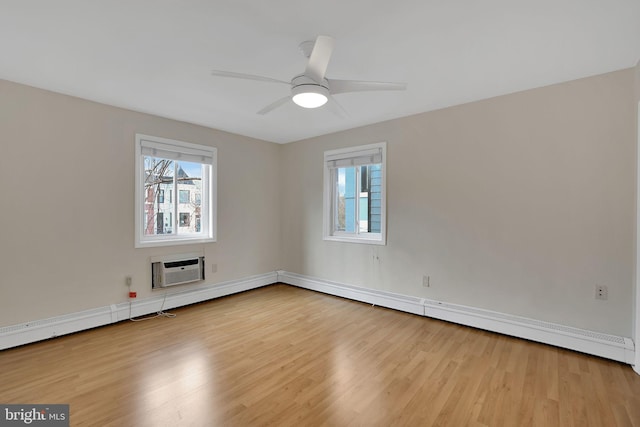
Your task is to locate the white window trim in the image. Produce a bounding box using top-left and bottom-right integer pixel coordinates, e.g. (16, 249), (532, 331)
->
(135, 134), (217, 248)
(323, 142), (387, 245)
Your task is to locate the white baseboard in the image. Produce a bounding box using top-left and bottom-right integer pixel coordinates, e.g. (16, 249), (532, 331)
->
(2, 270), (635, 366)
(423, 299), (635, 364)
(278, 271), (425, 315)
(0, 272), (277, 350)
(277, 271), (635, 364)
(0, 306), (115, 351)
(111, 272), (277, 322)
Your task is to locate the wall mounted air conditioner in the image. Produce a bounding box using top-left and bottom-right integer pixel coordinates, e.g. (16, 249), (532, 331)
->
(151, 253), (205, 288)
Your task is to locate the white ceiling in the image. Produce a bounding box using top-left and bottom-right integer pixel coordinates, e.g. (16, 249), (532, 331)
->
(1, 1), (639, 144)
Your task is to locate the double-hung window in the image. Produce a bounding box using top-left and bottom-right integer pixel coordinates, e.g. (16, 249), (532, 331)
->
(135, 134), (216, 247)
(323, 142), (386, 245)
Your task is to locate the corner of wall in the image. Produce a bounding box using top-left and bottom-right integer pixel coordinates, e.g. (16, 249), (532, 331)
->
(634, 58), (640, 374)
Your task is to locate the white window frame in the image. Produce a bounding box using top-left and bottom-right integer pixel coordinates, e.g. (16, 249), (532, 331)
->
(135, 134), (217, 248)
(323, 142), (387, 245)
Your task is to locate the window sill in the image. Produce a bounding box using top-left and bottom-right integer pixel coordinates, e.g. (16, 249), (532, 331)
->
(135, 236), (216, 248)
(323, 235), (386, 246)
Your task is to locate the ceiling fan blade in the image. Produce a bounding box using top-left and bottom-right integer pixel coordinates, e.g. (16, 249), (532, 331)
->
(211, 70), (289, 85)
(305, 35), (335, 83)
(257, 95), (291, 115)
(329, 79), (407, 95)
(327, 95), (349, 118)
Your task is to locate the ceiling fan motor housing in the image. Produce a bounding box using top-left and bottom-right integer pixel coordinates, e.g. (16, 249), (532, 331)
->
(291, 75), (329, 90)
(291, 75), (330, 108)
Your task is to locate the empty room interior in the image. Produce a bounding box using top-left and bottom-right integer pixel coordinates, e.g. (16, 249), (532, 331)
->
(2, 1), (640, 426)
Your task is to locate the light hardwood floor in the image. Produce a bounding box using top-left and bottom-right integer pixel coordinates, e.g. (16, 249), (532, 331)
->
(1, 284), (639, 426)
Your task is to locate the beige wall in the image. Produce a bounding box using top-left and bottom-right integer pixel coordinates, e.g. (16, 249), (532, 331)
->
(1, 68), (636, 338)
(281, 69), (636, 337)
(0, 79), (282, 327)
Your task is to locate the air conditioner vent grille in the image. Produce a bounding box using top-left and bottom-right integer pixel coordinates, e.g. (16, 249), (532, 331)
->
(152, 256), (205, 288)
(164, 259), (200, 269)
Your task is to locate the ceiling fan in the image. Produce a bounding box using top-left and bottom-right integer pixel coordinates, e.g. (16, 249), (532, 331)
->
(211, 35), (407, 115)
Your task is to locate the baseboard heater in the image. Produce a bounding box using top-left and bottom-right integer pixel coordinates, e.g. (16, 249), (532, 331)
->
(152, 254), (205, 288)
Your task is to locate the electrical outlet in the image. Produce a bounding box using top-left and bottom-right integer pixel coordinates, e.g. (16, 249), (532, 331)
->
(595, 285), (608, 300)
(125, 276), (132, 287)
(211, 263), (217, 273)
(423, 275), (430, 287)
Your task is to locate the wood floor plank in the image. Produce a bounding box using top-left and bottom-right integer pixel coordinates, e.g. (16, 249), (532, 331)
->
(1, 284), (640, 426)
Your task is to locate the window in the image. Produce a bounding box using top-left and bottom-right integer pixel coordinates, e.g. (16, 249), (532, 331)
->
(179, 212), (190, 227)
(179, 190), (190, 204)
(323, 142), (386, 245)
(135, 134), (216, 247)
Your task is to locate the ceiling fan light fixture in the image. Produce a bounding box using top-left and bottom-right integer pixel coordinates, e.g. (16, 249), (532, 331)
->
(292, 84), (329, 108)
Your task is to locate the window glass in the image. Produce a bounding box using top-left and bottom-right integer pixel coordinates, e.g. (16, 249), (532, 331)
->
(135, 134), (216, 247)
(323, 143), (386, 245)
